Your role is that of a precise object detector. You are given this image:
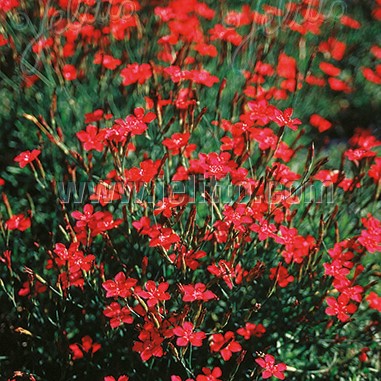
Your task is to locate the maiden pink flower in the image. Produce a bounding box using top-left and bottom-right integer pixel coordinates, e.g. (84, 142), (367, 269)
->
(255, 354), (287, 380)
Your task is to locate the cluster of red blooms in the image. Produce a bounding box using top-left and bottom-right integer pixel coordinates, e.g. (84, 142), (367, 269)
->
(77, 107), (156, 151)
(1, 0), (381, 380)
(98, 262), (271, 378)
(71, 204), (123, 243)
(52, 242), (95, 289)
(324, 240), (364, 322)
(358, 215), (381, 254)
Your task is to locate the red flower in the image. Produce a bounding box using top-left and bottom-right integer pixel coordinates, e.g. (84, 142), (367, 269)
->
(84, 109), (108, 124)
(305, 74), (325, 87)
(0, 34), (8, 46)
(195, 2), (215, 19)
(310, 114), (332, 132)
(250, 219), (277, 241)
(0, 249), (11, 269)
(164, 66), (191, 83)
(137, 280), (170, 307)
(237, 323), (266, 340)
(277, 53), (296, 79)
(271, 162), (301, 186)
(102, 272), (137, 298)
(71, 204), (95, 228)
(340, 15), (361, 29)
(18, 280), (47, 297)
(171, 376), (193, 381)
(94, 53), (121, 70)
(325, 294), (357, 322)
(14, 149), (41, 168)
(0, 0), (19, 13)
(210, 331), (242, 361)
(345, 149), (376, 162)
(181, 283), (217, 302)
(32, 37), (53, 54)
(371, 45), (381, 59)
(350, 129), (381, 150)
(132, 322), (164, 361)
(190, 69), (219, 87)
(194, 43), (217, 57)
(368, 158), (381, 183)
(132, 216), (151, 235)
(319, 62), (341, 77)
(358, 347), (370, 363)
(69, 336), (101, 360)
(196, 367), (222, 381)
(362, 67), (381, 85)
(163, 132), (190, 155)
(328, 77), (351, 93)
(5, 214), (31, 232)
(207, 260), (235, 289)
(173, 322), (206, 347)
(120, 63), (152, 86)
(111, 115), (148, 139)
(366, 292), (381, 312)
(63, 64), (77, 81)
(87, 209), (123, 234)
(153, 196), (189, 218)
(223, 204), (253, 232)
(104, 376), (129, 381)
(319, 38), (346, 61)
(170, 248), (206, 270)
(103, 302), (134, 328)
(148, 227), (180, 250)
(358, 215), (381, 253)
(132, 107), (156, 124)
(270, 107), (301, 131)
(209, 24), (243, 46)
(241, 99), (274, 125)
(274, 142), (295, 162)
(269, 265), (294, 288)
(225, 7), (252, 26)
(323, 260), (350, 280)
(125, 159), (161, 184)
(190, 152), (237, 180)
(249, 128), (277, 150)
(68, 250), (94, 273)
(255, 354), (287, 380)
(76, 125), (106, 152)
(341, 285), (363, 303)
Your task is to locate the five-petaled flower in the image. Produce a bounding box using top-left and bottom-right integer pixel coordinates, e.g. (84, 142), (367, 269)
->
(136, 280), (171, 307)
(14, 149), (41, 168)
(210, 331), (242, 361)
(103, 302), (134, 328)
(255, 354), (287, 380)
(181, 283), (217, 302)
(5, 214), (31, 232)
(237, 322), (266, 340)
(325, 294), (358, 322)
(102, 272), (137, 298)
(76, 125), (106, 152)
